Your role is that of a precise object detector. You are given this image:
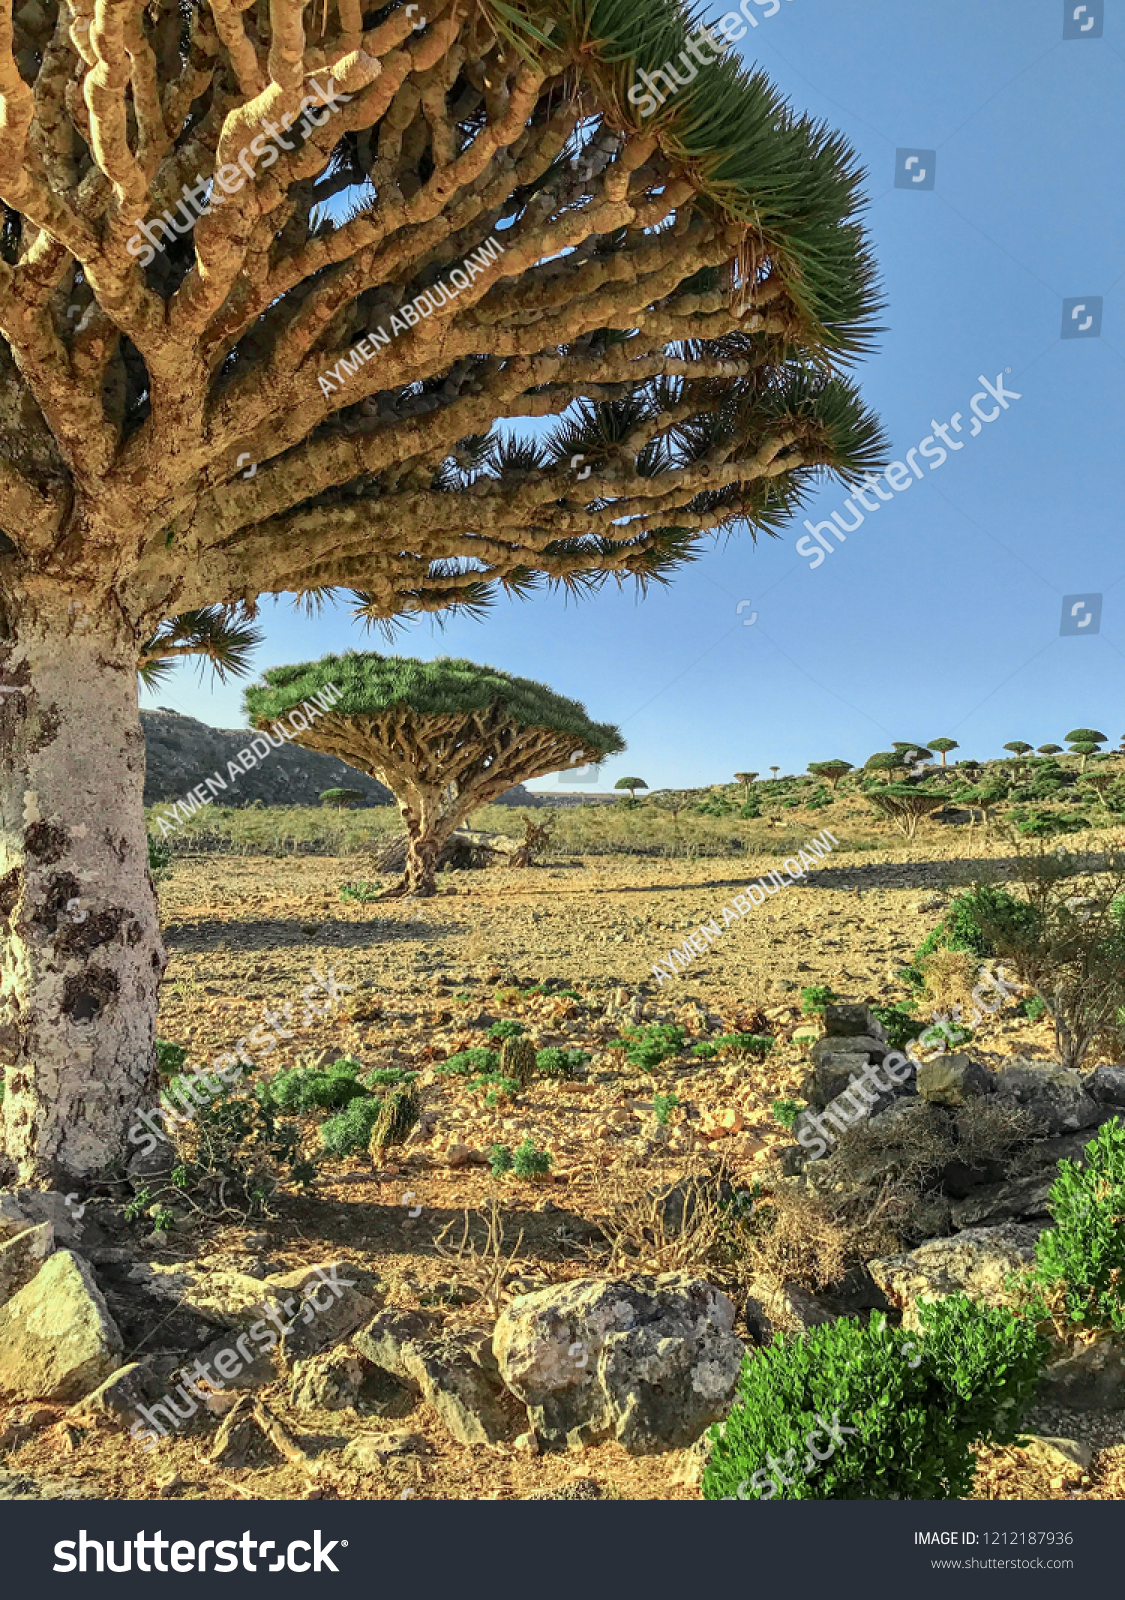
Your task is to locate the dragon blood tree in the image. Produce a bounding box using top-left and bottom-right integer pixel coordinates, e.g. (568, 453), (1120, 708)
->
(245, 653), (623, 896)
(0, 0), (883, 1180)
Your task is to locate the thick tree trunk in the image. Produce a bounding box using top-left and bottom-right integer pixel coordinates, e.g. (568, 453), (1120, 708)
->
(0, 587), (164, 1183)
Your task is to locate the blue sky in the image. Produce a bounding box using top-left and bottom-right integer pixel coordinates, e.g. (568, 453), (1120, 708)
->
(147, 0), (1125, 792)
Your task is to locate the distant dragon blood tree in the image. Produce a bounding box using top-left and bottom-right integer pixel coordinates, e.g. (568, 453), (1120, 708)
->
(246, 653), (623, 895)
(0, 0), (882, 1181)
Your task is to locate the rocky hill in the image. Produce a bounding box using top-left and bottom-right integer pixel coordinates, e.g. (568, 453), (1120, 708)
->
(142, 708), (392, 808)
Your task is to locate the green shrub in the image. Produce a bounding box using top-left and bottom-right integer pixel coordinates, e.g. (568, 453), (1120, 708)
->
(320, 1095), (384, 1157)
(690, 1031), (773, 1061)
(800, 985), (837, 1015)
(608, 1022), (687, 1071)
(365, 1067), (418, 1088)
(1032, 1120), (1125, 1332)
(771, 1098), (804, 1130)
(488, 1019), (525, 1042)
(488, 1143), (514, 1177)
(436, 1047), (500, 1076)
(156, 1039), (189, 1078)
(467, 1071), (519, 1106)
(339, 880), (382, 902)
(536, 1046), (590, 1079)
(702, 1298), (1045, 1501)
(1016, 995), (1048, 1021)
(905, 886), (1039, 986)
(511, 1136), (552, 1177)
(868, 1001), (925, 1052)
(265, 1060), (369, 1113)
(148, 834), (173, 881)
(739, 801), (761, 819)
(653, 1092), (681, 1126)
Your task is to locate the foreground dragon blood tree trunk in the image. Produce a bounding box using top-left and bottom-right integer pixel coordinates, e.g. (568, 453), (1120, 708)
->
(0, 0), (884, 1179)
(246, 654), (624, 896)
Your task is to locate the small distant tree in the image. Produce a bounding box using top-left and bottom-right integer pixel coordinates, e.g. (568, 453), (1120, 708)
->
(1038, 745), (1064, 757)
(247, 655), (623, 897)
(1066, 729), (1107, 772)
(929, 738), (959, 766)
(1080, 773), (1121, 810)
(865, 751), (901, 784)
(615, 777), (649, 808)
(1003, 742), (1033, 758)
(809, 760), (853, 791)
(770, 767), (781, 781)
(966, 781), (1007, 831)
(319, 788), (366, 811)
(734, 772), (759, 803)
(864, 784), (946, 841)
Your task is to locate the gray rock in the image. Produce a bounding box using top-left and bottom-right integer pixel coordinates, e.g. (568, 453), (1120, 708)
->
(950, 1174), (1055, 1230)
(71, 1359), (172, 1425)
(823, 1004), (886, 1042)
(868, 1223), (1042, 1331)
(994, 1061), (1100, 1135)
(0, 1224), (54, 1309)
(744, 1281), (835, 1343)
(0, 1470), (102, 1500)
(0, 1250), (123, 1401)
(1020, 1129), (1100, 1170)
(1038, 1337), (1125, 1411)
(810, 1034), (891, 1071)
(0, 1191), (84, 1250)
(289, 1349), (365, 1412)
(353, 1309), (441, 1386)
(917, 1054), (994, 1106)
(1087, 1063), (1125, 1108)
(402, 1330), (520, 1446)
(493, 1273), (744, 1454)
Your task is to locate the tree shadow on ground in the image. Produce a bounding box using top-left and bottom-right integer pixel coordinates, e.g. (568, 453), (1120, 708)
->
(162, 916), (465, 953)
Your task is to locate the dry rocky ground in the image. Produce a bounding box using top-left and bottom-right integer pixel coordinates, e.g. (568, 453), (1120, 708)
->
(3, 810), (1125, 1503)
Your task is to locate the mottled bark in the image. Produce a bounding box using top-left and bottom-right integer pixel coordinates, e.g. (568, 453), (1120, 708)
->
(0, 582), (163, 1182)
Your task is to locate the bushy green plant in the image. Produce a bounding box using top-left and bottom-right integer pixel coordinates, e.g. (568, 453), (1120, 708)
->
(868, 1001), (925, 1052)
(905, 885), (1039, 986)
(365, 1067), (418, 1088)
(148, 833), (173, 881)
(264, 1060), (369, 1113)
(800, 985), (837, 1015)
(511, 1136), (552, 1177)
(536, 1046), (590, 1079)
(691, 1032), (774, 1060)
(436, 1047), (500, 1076)
(608, 1022), (687, 1071)
(488, 1019), (525, 1042)
(159, 1084), (317, 1215)
(467, 1071), (519, 1107)
(771, 1098), (804, 1130)
(320, 1094), (384, 1157)
(703, 1298), (1045, 1501)
(1032, 1120), (1125, 1332)
(1016, 995), (1048, 1021)
(488, 1143), (514, 1177)
(739, 800), (761, 819)
(653, 1092), (681, 1126)
(156, 1039), (189, 1078)
(339, 879), (383, 902)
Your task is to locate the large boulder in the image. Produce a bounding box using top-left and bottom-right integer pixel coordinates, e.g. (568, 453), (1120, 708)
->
(917, 1054), (994, 1106)
(823, 1003), (886, 1042)
(0, 1224), (55, 1309)
(401, 1331), (521, 1446)
(493, 1274), (744, 1453)
(0, 1251), (123, 1402)
(994, 1061), (1100, 1135)
(949, 1174), (1055, 1230)
(868, 1223), (1041, 1331)
(1086, 1063), (1125, 1109)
